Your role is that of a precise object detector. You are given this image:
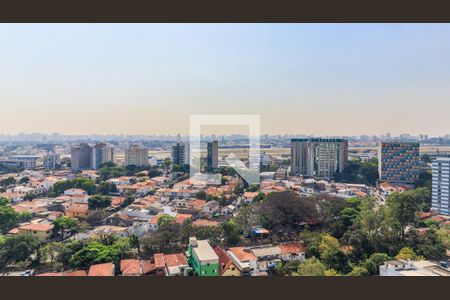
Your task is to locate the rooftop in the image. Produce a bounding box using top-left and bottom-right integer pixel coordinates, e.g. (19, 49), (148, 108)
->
(192, 240), (219, 262)
(88, 262), (115, 276)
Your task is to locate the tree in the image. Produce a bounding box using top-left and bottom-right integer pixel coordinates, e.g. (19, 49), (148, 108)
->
(246, 184), (259, 192)
(385, 192), (418, 240)
(347, 265), (369, 276)
(0, 196), (8, 206)
(364, 253), (390, 275)
(0, 235), (40, 269)
(0, 177), (16, 187)
(252, 192), (267, 203)
(53, 216), (78, 239)
(421, 154), (432, 164)
(141, 223), (184, 257)
(318, 234), (350, 273)
(196, 190), (207, 200)
(222, 220), (241, 246)
(258, 191), (319, 232)
(39, 242), (65, 271)
(334, 158), (379, 186)
(19, 176), (30, 184)
(23, 193), (35, 201)
(275, 260), (302, 275)
(88, 195), (112, 210)
(413, 229), (446, 259)
(157, 214), (176, 227)
(415, 172), (432, 190)
(0, 205), (19, 234)
(296, 257), (327, 276)
(395, 247), (418, 260)
(87, 209), (109, 226)
(51, 178), (98, 196)
(98, 181), (117, 195)
(69, 236), (131, 268)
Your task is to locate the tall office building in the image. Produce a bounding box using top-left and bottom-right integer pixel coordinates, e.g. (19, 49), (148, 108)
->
(171, 142), (190, 165)
(378, 142), (420, 183)
(44, 153), (61, 170)
(71, 143), (92, 171)
(124, 144), (148, 167)
(431, 157), (450, 215)
(207, 141), (219, 169)
(291, 138), (348, 178)
(91, 143), (114, 169)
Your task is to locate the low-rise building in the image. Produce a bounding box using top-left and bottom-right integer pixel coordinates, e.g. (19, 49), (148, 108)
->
(380, 260), (450, 276)
(18, 223), (54, 242)
(88, 262), (115, 276)
(187, 237), (219, 276)
(214, 246), (241, 276)
(65, 204), (89, 219)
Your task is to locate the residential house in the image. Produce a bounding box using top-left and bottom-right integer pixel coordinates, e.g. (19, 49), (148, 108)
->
(214, 246), (241, 276)
(65, 204), (89, 219)
(64, 188), (87, 196)
(88, 262), (115, 276)
(164, 253), (189, 276)
(120, 259), (155, 276)
(227, 247), (258, 276)
(200, 200), (220, 217)
(18, 223), (54, 242)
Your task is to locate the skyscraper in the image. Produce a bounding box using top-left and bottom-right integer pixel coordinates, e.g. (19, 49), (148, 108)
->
(207, 140), (218, 169)
(91, 143), (114, 169)
(124, 144), (148, 167)
(431, 157), (450, 215)
(71, 143), (92, 171)
(291, 138), (348, 178)
(378, 142), (420, 183)
(171, 142), (190, 165)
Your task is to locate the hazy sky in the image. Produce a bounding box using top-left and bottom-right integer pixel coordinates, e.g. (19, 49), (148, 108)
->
(1, 24), (450, 136)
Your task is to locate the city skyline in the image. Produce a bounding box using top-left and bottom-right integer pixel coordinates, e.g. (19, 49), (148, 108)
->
(2, 24), (450, 135)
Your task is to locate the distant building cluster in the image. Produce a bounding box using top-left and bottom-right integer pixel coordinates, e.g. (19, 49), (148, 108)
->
(71, 143), (114, 171)
(290, 138), (348, 179)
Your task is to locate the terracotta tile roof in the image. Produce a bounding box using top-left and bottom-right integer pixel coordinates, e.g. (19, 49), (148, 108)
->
(120, 259), (140, 276)
(88, 262), (115, 276)
(66, 204), (88, 214)
(154, 253), (165, 269)
(419, 211), (438, 219)
(164, 253), (187, 267)
(111, 197), (125, 207)
(192, 219), (221, 227)
(7, 227), (20, 234)
(149, 212), (164, 225)
(36, 270), (88, 276)
(279, 242), (306, 254)
(19, 223), (54, 232)
(432, 215), (446, 223)
(244, 192), (258, 198)
(228, 247), (257, 261)
(340, 245), (353, 252)
(214, 246), (235, 275)
(175, 213), (192, 224)
(141, 260), (155, 274)
(64, 270), (88, 276)
(189, 199), (206, 211)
